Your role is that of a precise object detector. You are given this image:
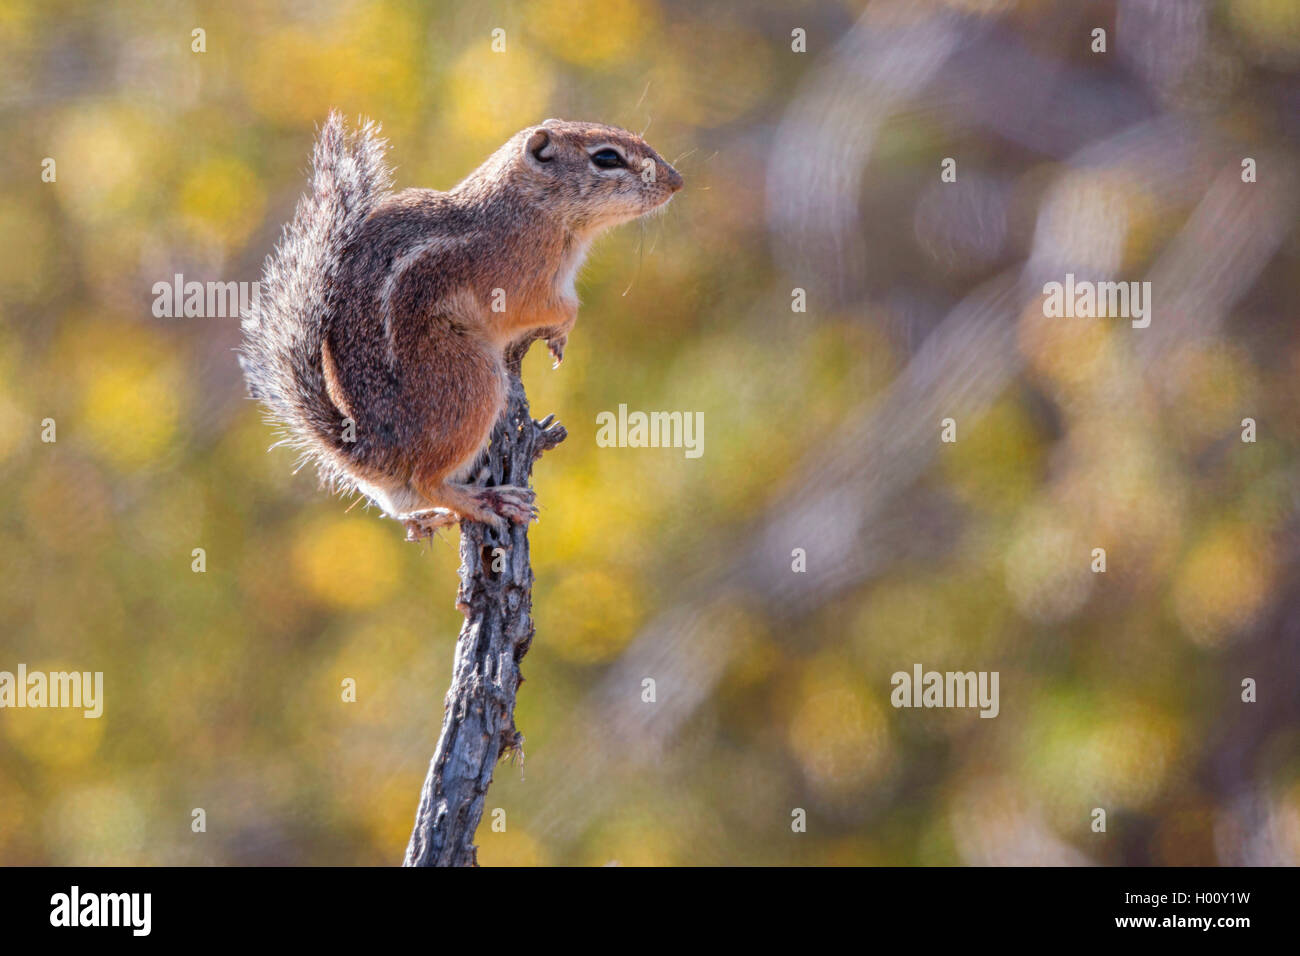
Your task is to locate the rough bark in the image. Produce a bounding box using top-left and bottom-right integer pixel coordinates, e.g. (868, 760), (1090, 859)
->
(403, 340), (566, 867)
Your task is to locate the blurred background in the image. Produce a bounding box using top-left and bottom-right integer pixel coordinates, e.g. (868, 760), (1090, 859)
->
(1, 0), (1298, 865)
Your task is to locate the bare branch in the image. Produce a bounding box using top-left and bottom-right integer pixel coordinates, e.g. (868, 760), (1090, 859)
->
(403, 342), (565, 867)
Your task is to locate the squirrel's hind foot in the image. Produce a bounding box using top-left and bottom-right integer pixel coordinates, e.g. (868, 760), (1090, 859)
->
(472, 485), (538, 530)
(403, 508), (459, 542)
(409, 479), (538, 533)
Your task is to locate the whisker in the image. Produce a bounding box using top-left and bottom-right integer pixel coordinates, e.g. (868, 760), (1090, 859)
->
(647, 207), (667, 257)
(622, 218), (647, 297)
(633, 79), (652, 113)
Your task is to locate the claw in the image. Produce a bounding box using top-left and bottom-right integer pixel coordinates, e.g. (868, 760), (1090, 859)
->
(547, 334), (567, 368)
(477, 485), (537, 526)
(402, 508), (458, 541)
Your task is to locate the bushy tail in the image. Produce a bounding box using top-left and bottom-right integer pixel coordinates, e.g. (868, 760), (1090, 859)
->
(239, 111), (392, 482)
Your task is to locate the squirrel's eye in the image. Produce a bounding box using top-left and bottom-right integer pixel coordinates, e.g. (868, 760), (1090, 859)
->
(590, 148), (625, 170)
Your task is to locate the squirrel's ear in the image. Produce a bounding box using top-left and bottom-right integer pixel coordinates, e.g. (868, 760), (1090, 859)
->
(524, 128), (554, 164)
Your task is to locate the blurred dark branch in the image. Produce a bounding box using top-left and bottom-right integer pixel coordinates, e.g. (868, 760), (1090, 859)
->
(403, 340), (565, 867)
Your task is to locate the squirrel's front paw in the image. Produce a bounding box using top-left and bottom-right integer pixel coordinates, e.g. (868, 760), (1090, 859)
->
(546, 334), (567, 369)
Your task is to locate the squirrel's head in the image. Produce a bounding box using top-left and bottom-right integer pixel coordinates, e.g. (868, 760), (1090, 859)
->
(508, 119), (683, 233)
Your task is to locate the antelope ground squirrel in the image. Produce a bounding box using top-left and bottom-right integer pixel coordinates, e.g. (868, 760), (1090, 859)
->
(240, 113), (683, 536)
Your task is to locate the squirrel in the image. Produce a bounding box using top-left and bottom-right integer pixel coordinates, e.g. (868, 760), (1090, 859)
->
(240, 112), (682, 536)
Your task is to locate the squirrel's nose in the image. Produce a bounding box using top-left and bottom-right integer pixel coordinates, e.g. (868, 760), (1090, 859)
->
(663, 165), (684, 192)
